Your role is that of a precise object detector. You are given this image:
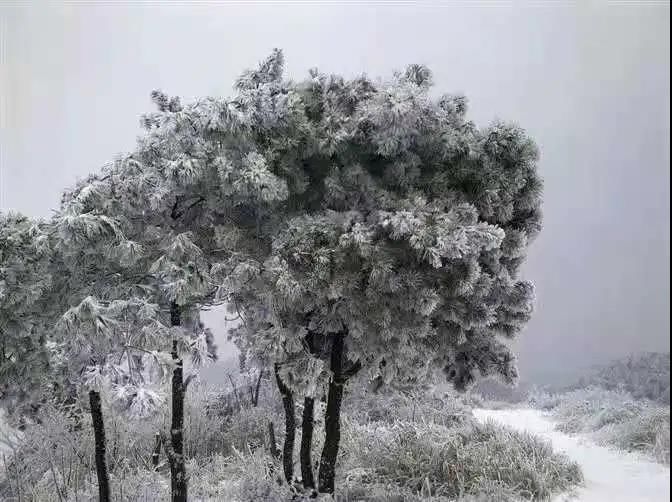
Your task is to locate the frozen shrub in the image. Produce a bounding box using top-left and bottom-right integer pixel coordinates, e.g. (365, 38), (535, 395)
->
(0, 403), (95, 499)
(2, 384), (585, 500)
(598, 407), (671, 464)
(531, 386), (670, 465)
(569, 353), (670, 404)
(344, 390), (471, 427)
(528, 390), (561, 410)
(221, 405), (278, 455)
(339, 417), (582, 500)
(188, 450), (292, 502)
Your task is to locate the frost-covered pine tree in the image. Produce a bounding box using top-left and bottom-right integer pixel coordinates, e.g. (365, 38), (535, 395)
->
(212, 52), (542, 493)
(0, 212), (53, 410)
(53, 165), (217, 502)
(62, 49), (542, 495)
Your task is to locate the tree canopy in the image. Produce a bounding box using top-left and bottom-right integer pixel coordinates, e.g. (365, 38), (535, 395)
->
(1, 49), (543, 496)
(49, 48), (543, 393)
(0, 213), (53, 402)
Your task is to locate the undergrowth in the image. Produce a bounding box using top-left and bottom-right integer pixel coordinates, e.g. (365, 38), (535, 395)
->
(0, 384), (583, 501)
(529, 386), (670, 465)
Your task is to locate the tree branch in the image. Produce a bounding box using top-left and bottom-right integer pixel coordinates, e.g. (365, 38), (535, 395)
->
(228, 373), (242, 409)
(342, 360), (362, 381)
(173, 197), (206, 220)
(183, 374), (196, 391)
(170, 200), (180, 221)
(159, 431), (178, 468)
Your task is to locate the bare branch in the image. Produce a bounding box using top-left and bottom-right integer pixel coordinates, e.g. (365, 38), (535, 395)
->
(159, 431), (177, 468)
(183, 374), (196, 391)
(341, 360), (362, 381)
(228, 373), (242, 409)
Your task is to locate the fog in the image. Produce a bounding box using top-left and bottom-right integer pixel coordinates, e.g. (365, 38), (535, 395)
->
(1, 3), (669, 385)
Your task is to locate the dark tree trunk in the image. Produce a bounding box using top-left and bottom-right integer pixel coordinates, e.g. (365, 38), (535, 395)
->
(89, 390), (111, 502)
(300, 396), (316, 490)
(152, 432), (162, 468)
(274, 363), (295, 484)
(252, 369), (264, 407)
(169, 303), (187, 502)
(268, 421), (280, 459)
(318, 333), (360, 494)
(317, 370), (344, 492)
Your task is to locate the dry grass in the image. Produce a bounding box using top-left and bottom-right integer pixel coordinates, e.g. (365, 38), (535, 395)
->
(530, 387), (670, 465)
(1, 385), (583, 501)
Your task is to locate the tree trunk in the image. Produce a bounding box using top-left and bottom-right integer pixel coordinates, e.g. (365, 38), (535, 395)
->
(300, 396), (316, 490)
(152, 432), (162, 468)
(268, 421), (280, 459)
(274, 363), (295, 484)
(318, 334), (346, 494)
(89, 390), (111, 502)
(169, 303), (187, 502)
(252, 369), (264, 407)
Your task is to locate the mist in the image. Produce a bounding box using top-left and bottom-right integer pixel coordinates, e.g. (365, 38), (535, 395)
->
(1, 2), (669, 385)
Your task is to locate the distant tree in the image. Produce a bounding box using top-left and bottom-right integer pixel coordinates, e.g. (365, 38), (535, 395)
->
(570, 352), (670, 404)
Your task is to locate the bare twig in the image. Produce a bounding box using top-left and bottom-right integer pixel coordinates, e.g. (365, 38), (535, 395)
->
(183, 374), (196, 391)
(159, 431), (178, 469)
(46, 455), (66, 502)
(228, 373), (242, 409)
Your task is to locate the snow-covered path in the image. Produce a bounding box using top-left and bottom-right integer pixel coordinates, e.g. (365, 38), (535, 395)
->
(473, 408), (670, 502)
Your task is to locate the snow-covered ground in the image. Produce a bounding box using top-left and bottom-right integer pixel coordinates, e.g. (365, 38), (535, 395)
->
(474, 408), (671, 502)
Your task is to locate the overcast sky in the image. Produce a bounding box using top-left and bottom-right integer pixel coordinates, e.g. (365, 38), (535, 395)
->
(1, 2), (669, 384)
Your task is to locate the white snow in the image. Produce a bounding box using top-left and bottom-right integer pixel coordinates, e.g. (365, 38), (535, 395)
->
(473, 408), (671, 502)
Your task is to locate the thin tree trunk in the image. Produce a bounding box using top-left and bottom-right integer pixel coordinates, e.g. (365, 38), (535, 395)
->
(274, 363), (295, 484)
(300, 396), (316, 490)
(228, 374), (242, 410)
(318, 333), (362, 494)
(152, 432), (162, 468)
(266, 420), (285, 487)
(252, 369), (264, 407)
(169, 303), (187, 502)
(317, 369), (343, 491)
(268, 421), (280, 459)
(89, 390), (110, 502)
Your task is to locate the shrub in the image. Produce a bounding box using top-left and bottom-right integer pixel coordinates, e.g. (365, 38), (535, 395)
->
(0, 381), (279, 500)
(567, 352), (670, 404)
(344, 390), (471, 428)
(339, 414), (582, 500)
(1, 384), (584, 501)
(531, 386), (670, 465)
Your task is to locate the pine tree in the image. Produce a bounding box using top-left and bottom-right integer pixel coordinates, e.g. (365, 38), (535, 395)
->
(214, 51), (543, 493)
(59, 49), (543, 495)
(52, 164), (217, 501)
(0, 212), (53, 411)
